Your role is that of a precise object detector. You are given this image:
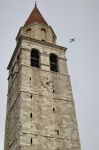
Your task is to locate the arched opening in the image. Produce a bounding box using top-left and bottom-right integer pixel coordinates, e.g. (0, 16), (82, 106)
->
(41, 28), (46, 41)
(26, 28), (31, 37)
(31, 49), (40, 68)
(50, 53), (58, 72)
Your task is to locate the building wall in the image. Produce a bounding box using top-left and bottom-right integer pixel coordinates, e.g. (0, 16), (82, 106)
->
(18, 40), (80, 149)
(18, 23), (56, 44)
(19, 68), (80, 149)
(4, 71), (21, 150)
(4, 26), (80, 150)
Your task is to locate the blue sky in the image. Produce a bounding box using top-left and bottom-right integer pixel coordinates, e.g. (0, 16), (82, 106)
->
(0, 0), (99, 149)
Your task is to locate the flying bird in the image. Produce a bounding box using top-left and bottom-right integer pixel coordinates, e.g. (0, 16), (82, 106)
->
(69, 38), (75, 43)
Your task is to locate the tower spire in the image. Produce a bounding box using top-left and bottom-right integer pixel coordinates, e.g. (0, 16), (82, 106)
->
(24, 2), (48, 26)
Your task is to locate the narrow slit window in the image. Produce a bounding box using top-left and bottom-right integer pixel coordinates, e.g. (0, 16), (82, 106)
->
(57, 130), (59, 135)
(30, 113), (32, 118)
(29, 77), (32, 84)
(30, 138), (33, 144)
(50, 53), (58, 72)
(41, 28), (46, 41)
(53, 107), (55, 112)
(31, 49), (40, 68)
(53, 89), (55, 93)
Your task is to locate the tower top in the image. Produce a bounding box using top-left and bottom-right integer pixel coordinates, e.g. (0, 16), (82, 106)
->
(24, 4), (48, 27)
(34, 0), (37, 6)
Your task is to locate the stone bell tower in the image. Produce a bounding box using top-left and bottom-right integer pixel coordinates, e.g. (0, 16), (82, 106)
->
(4, 4), (81, 150)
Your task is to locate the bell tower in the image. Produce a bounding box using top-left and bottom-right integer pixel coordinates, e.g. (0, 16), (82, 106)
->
(4, 4), (81, 150)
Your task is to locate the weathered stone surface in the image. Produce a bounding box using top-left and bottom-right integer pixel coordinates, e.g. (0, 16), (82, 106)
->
(4, 6), (80, 150)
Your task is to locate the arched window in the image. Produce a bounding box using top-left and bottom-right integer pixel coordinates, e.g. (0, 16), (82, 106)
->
(31, 49), (40, 68)
(50, 53), (58, 72)
(41, 28), (46, 41)
(26, 28), (31, 37)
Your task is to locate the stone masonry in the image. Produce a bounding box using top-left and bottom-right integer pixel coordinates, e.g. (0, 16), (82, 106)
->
(4, 4), (81, 150)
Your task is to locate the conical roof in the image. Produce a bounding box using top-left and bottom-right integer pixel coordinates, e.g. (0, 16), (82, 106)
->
(24, 4), (48, 26)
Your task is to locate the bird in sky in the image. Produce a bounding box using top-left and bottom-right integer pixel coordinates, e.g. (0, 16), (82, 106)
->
(69, 38), (75, 43)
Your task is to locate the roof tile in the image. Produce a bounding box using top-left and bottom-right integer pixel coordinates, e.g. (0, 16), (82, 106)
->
(24, 4), (48, 26)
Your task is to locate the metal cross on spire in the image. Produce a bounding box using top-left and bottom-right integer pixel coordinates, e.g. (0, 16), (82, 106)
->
(34, 0), (38, 6)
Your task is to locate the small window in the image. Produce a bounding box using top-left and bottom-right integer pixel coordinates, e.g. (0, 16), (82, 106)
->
(31, 49), (40, 68)
(30, 113), (32, 118)
(41, 28), (46, 41)
(53, 89), (55, 93)
(53, 107), (55, 112)
(26, 28), (31, 37)
(29, 77), (32, 84)
(50, 53), (58, 72)
(57, 130), (59, 135)
(30, 138), (33, 144)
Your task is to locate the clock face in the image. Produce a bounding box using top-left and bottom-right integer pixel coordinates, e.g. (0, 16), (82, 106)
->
(40, 77), (55, 93)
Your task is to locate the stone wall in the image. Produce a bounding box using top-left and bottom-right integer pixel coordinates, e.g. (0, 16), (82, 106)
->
(18, 23), (56, 44)
(4, 28), (80, 150)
